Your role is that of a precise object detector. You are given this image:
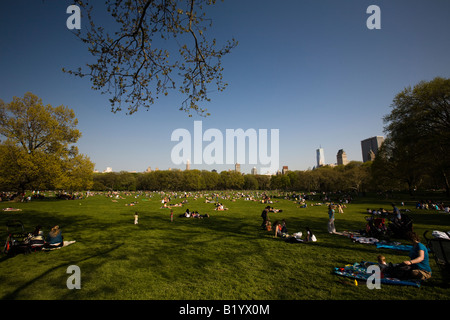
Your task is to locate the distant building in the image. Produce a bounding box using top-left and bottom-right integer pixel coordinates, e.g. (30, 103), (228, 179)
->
(282, 166), (289, 174)
(367, 150), (376, 161)
(316, 147), (325, 167)
(145, 166), (152, 173)
(251, 167), (257, 175)
(235, 163), (241, 173)
(336, 149), (349, 166)
(103, 167), (112, 173)
(186, 159), (190, 170)
(361, 136), (384, 162)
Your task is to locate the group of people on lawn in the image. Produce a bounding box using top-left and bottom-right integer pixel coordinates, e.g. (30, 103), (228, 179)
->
(260, 205), (316, 243)
(261, 203), (432, 282)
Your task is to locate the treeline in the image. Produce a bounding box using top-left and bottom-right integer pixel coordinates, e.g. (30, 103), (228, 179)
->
(92, 161), (376, 192)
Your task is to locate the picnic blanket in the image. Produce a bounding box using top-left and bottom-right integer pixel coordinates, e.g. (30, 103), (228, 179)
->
(376, 242), (412, 251)
(375, 241), (430, 252)
(347, 235), (429, 253)
(353, 236), (379, 244)
(42, 240), (76, 251)
(333, 262), (421, 288)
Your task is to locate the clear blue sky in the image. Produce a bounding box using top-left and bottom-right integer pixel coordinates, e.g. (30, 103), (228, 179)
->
(1, 0), (449, 174)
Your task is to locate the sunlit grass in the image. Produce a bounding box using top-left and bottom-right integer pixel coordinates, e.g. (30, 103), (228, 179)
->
(0, 192), (449, 300)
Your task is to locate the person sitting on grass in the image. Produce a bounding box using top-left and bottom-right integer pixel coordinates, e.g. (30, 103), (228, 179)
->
(273, 220), (281, 238)
(215, 203), (228, 211)
(273, 220), (288, 238)
(304, 227), (317, 242)
(402, 231), (432, 280)
(46, 225), (63, 247)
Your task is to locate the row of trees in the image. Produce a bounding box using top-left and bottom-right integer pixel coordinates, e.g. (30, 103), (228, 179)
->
(91, 161), (373, 193)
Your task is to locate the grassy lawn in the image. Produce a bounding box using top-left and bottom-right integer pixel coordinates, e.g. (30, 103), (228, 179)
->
(0, 191), (449, 300)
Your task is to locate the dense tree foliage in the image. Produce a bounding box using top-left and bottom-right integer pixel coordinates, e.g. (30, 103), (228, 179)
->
(90, 162), (373, 193)
(0, 93), (94, 192)
(374, 77), (450, 195)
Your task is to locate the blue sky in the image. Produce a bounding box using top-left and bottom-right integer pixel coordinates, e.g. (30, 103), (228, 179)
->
(1, 0), (449, 174)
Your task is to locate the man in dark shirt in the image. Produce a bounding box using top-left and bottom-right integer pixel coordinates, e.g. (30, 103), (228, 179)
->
(261, 206), (270, 229)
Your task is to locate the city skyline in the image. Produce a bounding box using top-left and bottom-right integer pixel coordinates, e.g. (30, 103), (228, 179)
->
(96, 135), (382, 174)
(1, 1), (449, 175)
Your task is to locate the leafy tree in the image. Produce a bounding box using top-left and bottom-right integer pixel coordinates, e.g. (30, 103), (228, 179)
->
(0, 92), (94, 192)
(218, 171), (244, 190)
(65, 0), (238, 116)
(136, 171), (159, 190)
(182, 169), (206, 190)
(382, 77), (450, 195)
(243, 174), (258, 190)
(201, 170), (219, 190)
(116, 171), (138, 190)
(341, 161), (371, 193)
(254, 174), (270, 190)
(371, 137), (422, 194)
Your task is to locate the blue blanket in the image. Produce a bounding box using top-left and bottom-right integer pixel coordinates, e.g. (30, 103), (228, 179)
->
(333, 262), (421, 288)
(375, 242), (429, 252)
(375, 243), (413, 251)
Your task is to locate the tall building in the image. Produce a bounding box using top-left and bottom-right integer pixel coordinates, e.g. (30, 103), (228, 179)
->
(235, 163), (241, 173)
(251, 167), (257, 175)
(282, 166), (289, 174)
(336, 149), (349, 166)
(316, 147), (325, 167)
(186, 159), (190, 170)
(361, 136), (384, 162)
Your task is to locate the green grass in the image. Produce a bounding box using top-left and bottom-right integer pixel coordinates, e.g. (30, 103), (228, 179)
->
(1, 191), (449, 300)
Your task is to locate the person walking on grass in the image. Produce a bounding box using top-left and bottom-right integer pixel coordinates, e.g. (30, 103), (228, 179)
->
(328, 204), (336, 234)
(134, 212), (139, 225)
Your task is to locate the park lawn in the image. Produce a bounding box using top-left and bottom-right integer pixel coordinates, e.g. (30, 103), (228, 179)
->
(0, 192), (449, 300)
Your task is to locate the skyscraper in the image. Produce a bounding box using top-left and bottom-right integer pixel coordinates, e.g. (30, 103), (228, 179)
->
(336, 149), (349, 166)
(361, 136), (384, 162)
(316, 147), (325, 167)
(235, 163), (241, 173)
(186, 159), (190, 170)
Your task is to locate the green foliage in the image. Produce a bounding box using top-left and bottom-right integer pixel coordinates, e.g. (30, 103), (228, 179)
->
(93, 163), (375, 193)
(377, 77), (450, 195)
(0, 93), (94, 192)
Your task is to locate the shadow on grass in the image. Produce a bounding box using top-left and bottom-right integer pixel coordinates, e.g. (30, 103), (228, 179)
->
(1, 243), (123, 300)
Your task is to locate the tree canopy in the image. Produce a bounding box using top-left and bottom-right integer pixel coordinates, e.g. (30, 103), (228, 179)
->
(64, 0), (238, 116)
(374, 77), (450, 195)
(0, 92), (94, 192)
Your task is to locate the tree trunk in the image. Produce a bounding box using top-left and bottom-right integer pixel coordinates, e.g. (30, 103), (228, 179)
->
(442, 170), (450, 197)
